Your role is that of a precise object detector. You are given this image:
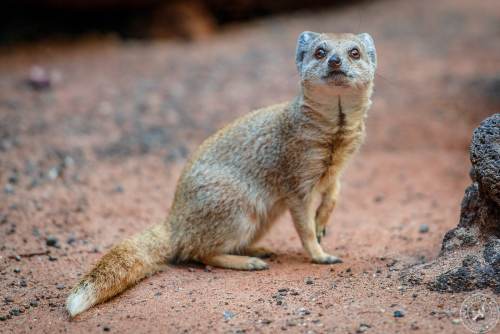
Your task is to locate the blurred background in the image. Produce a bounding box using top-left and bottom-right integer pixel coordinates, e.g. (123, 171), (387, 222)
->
(0, 0), (499, 332)
(1, 0), (361, 43)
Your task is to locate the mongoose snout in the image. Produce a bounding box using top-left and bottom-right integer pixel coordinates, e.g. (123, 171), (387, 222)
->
(327, 54), (342, 68)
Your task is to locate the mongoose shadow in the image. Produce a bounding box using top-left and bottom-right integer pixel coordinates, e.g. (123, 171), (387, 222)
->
(66, 31), (377, 317)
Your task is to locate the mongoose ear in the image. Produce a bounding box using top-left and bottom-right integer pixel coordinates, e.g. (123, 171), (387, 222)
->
(357, 33), (377, 69)
(296, 31), (319, 72)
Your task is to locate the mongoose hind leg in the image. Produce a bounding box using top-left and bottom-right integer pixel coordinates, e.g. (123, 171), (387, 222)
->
(242, 246), (275, 258)
(201, 254), (269, 270)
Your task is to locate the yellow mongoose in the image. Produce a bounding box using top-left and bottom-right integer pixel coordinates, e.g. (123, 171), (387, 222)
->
(66, 31), (377, 316)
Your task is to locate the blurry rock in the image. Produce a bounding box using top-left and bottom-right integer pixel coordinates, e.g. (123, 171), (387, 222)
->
(419, 224), (429, 233)
(223, 310), (235, 320)
(27, 66), (51, 90)
(46, 235), (59, 247)
(443, 114), (500, 247)
(26, 66), (62, 91)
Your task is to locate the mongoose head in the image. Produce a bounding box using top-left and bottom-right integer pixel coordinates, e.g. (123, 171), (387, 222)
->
(295, 32), (377, 92)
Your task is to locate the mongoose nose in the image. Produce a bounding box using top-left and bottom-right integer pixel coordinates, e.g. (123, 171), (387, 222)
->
(328, 54), (342, 69)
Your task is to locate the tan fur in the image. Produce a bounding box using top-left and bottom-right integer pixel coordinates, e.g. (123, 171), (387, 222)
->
(67, 32), (376, 316)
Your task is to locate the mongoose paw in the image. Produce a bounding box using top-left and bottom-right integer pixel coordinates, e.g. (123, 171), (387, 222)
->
(312, 254), (342, 265)
(246, 257), (269, 270)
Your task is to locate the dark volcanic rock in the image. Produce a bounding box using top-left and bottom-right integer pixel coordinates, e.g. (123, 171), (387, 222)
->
(404, 115), (500, 294)
(483, 238), (500, 270)
(470, 114), (500, 209)
(430, 114), (500, 294)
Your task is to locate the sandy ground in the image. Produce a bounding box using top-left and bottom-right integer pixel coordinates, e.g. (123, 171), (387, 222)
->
(1, 0), (499, 333)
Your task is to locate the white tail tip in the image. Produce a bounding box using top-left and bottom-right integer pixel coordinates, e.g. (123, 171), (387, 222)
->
(66, 282), (96, 317)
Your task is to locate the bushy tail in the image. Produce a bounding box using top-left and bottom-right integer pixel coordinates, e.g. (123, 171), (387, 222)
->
(66, 223), (172, 317)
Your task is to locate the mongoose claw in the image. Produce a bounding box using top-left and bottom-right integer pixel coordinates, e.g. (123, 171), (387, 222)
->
(312, 254), (343, 265)
(316, 227), (326, 244)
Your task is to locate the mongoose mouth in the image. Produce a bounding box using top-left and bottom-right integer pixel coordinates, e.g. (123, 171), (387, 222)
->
(326, 69), (348, 77)
(322, 70), (352, 86)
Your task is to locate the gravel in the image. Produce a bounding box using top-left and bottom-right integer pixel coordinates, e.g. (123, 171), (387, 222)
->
(304, 277), (314, 285)
(418, 224), (429, 233)
(223, 310), (235, 320)
(393, 310), (405, 318)
(9, 308), (20, 316)
(46, 235), (59, 247)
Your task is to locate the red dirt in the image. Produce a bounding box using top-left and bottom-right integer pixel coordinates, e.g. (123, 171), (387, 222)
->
(1, 0), (499, 333)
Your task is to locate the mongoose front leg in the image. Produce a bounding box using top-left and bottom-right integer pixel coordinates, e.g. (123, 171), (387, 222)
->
(289, 198), (342, 264)
(315, 178), (341, 243)
(201, 254), (269, 270)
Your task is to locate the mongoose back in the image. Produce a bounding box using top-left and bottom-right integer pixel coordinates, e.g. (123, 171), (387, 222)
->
(67, 31), (377, 317)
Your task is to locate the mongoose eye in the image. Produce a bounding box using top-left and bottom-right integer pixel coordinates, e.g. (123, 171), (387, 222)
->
(349, 48), (361, 59)
(314, 48), (327, 60)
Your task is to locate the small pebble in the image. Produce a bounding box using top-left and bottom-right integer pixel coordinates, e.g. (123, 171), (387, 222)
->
(418, 224), (429, 233)
(8, 173), (18, 184)
(20, 280), (27, 287)
(0, 315), (6, 321)
(451, 318), (461, 325)
(56, 283), (65, 290)
(386, 259), (397, 267)
(27, 66), (52, 90)
(4, 184), (14, 194)
(297, 307), (310, 316)
(103, 326), (111, 332)
(305, 277), (314, 285)
(113, 185), (124, 193)
(13, 268), (20, 273)
(9, 308), (20, 316)
(48, 255), (58, 261)
(46, 235), (59, 247)
(30, 300), (38, 307)
(223, 310), (235, 320)
(357, 323), (371, 333)
(47, 167), (59, 180)
(394, 310), (405, 318)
